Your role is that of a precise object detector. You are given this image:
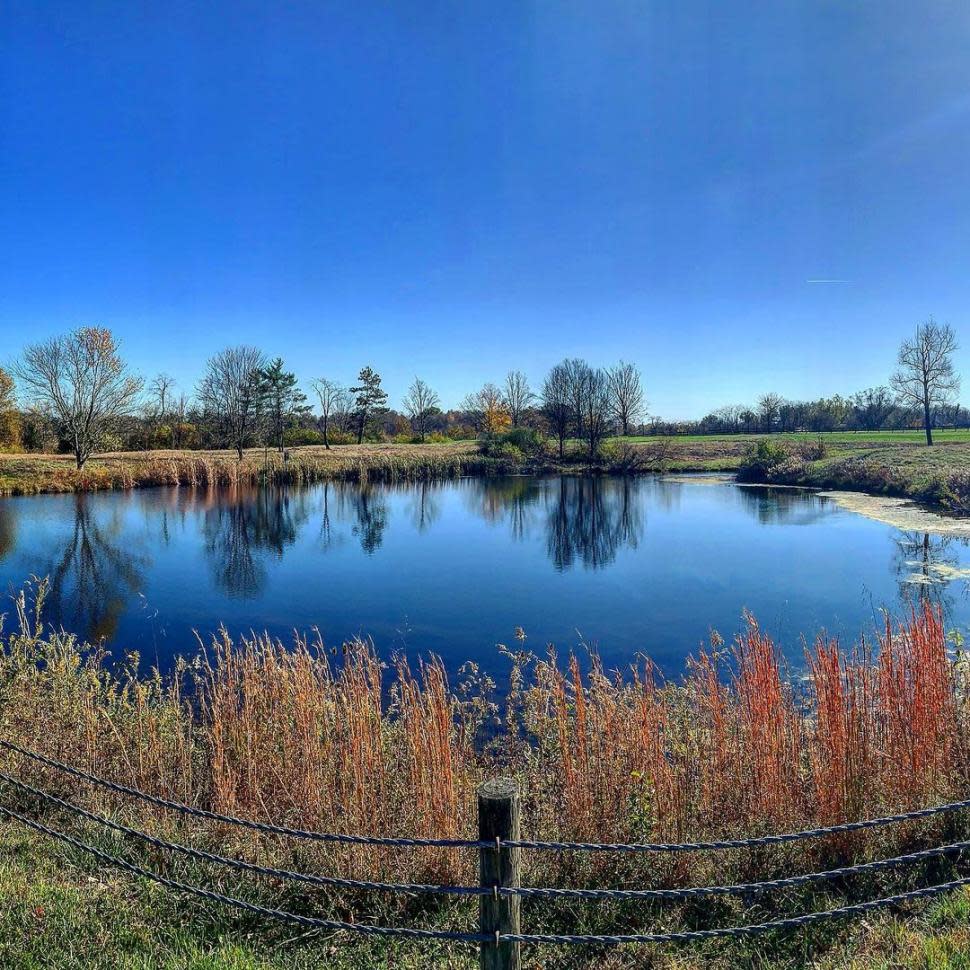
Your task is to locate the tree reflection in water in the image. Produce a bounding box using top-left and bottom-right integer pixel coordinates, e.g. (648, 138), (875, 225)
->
(465, 478), (544, 540)
(405, 480), (442, 534)
(349, 485), (388, 554)
(202, 487), (311, 597)
(892, 530), (970, 618)
(736, 485), (840, 526)
(44, 495), (148, 642)
(0, 505), (14, 563)
(544, 476), (643, 571)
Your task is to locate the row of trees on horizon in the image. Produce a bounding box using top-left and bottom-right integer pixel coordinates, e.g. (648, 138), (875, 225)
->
(0, 319), (960, 467)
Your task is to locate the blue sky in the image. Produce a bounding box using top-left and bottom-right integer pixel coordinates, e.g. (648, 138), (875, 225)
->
(2, 2), (970, 418)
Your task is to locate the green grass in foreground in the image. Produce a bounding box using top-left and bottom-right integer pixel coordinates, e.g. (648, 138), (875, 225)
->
(0, 823), (466, 970)
(5, 822), (970, 970)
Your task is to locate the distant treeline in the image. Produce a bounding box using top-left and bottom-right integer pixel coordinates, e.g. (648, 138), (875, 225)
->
(649, 386), (970, 437)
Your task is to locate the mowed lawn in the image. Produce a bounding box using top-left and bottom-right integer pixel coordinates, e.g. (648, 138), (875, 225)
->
(616, 430), (970, 476)
(624, 430), (970, 445)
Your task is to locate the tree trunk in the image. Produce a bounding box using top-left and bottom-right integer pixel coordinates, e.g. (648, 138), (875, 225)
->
(924, 397), (933, 446)
(236, 443), (244, 459)
(323, 418), (330, 449)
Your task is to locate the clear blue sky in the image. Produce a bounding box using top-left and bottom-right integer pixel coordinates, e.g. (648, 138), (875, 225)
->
(2, 2), (970, 418)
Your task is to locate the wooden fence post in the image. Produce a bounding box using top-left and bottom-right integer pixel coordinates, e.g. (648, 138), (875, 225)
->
(478, 777), (521, 970)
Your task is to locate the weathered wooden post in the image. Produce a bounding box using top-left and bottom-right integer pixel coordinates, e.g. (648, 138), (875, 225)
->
(477, 777), (521, 970)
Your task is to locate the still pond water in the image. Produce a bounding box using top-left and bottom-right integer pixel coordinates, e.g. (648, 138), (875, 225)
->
(0, 475), (967, 678)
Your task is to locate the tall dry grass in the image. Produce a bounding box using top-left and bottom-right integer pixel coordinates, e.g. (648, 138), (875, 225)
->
(0, 444), (486, 496)
(1, 579), (968, 892)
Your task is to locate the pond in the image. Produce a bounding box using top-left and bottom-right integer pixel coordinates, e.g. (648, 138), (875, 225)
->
(0, 475), (968, 678)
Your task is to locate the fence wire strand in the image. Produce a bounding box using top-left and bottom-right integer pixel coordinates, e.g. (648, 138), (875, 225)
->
(505, 875), (970, 944)
(4, 737), (970, 854)
(5, 801), (970, 948)
(0, 804), (489, 943)
(3, 767), (970, 902)
(0, 770), (485, 897)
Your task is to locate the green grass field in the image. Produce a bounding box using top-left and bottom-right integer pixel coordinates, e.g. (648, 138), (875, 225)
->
(622, 430), (970, 445)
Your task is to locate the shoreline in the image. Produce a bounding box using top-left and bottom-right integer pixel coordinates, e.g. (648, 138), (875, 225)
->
(5, 437), (970, 527)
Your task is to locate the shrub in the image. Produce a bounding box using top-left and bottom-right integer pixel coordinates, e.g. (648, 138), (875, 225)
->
(283, 427), (326, 447)
(937, 472), (970, 515)
(797, 436), (828, 461)
(736, 439), (790, 482)
(481, 427), (546, 459)
(599, 440), (647, 471)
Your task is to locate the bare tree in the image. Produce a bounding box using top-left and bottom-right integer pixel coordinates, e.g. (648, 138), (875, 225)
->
(579, 367), (613, 458)
(149, 373), (176, 419)
(197, 345), (266, 459)
(542, 362), (573, 458)
(15, 327), (143, 468)
(147, 373), (177, 447)
(172, 393), (191, 449)
(502, 370), (535, 427)
(607, 361), (645, 436)
(401, 377), (441, 442)
(312, 378), (348, 449)
(562, 358), (591, 439)
(757, 392), (785, 432)
(891, 318), (960, 446)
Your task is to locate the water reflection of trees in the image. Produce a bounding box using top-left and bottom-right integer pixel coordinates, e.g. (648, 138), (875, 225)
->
(891, 531), (970, 617)
(0, 505), (14, 562)
(405, 481), (442, 534)
(44, 495), (147, 642)
(460, 476), (645, 570)
(736, 486), (838, 526)
(202, 488), (312, 597)
(463, 478), (544, 540)
(349, 485), (388, 555)
(545, 477), (643, 570)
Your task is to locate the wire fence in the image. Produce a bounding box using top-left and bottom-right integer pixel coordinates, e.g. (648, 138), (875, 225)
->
(3, 735), (970, 961)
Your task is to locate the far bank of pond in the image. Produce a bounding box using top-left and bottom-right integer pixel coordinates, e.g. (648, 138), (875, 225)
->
(1, 473), (968, 677)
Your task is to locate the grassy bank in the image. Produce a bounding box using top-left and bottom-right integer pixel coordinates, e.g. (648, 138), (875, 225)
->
(729, 434), (970, 513)
(4, 580), (970, 965)
(0, 440), (685, 496)
(3, 431), (965, 497)
(0, 443), (486, 496)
